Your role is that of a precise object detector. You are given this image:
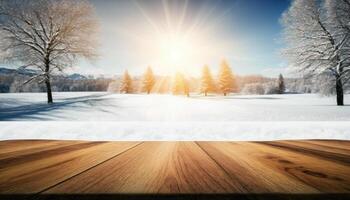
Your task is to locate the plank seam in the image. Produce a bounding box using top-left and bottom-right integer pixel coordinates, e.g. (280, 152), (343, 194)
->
(36, 142), (144, 194)
(297, 141), (350, 153)
(194, 142), (249, 192)
(257, 142), (350, 165)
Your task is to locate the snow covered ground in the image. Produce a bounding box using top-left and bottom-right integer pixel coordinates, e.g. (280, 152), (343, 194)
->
(1, 92), (349, 121)
(0, 92), (349, 140)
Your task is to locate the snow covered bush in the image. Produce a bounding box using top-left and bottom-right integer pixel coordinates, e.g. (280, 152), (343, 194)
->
(241, 83), (265, 95)
(107, 81), (120, 93)
(264, 82), (279, 94)
(241, 81), (286, 95)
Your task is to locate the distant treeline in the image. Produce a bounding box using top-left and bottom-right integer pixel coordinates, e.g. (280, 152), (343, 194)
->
(0, 69), (113, 93)
(1, 67), (347, 95)
(109, 71), (348, 96)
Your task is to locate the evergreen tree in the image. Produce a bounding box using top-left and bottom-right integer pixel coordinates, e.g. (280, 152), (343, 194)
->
(172, 72), (183, 95)
(200, 65), (215, 96)
(231, 69), (238, 93)
(142, 66), (155, 94)
(172, 72), (188, 96)
(277, 73), (285, 94)
(218, 60), (235, 96)
(184, 78), (190, 97)
(119, 70), (133, 93)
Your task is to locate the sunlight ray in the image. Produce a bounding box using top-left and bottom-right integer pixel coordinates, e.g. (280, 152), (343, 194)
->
(201, 4), (236, 36)
(162, 0), (172, 33)
(115, 25), (150, 44)
(183, 1), (219, 39)
(152, 76), (165, 93)
(176, 0), (188, 35)
(132, 0), (162, 35)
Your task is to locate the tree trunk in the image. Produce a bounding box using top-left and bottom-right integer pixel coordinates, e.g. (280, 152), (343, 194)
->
(224, 93), (226, 96)
(44, 57), (53, 104)
(205, 92), (207, 96)
(45, 78), (53, 104)
(336, 77), (344, 106)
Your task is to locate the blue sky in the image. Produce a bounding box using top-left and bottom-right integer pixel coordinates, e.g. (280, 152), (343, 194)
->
(73, 0), (291, 77)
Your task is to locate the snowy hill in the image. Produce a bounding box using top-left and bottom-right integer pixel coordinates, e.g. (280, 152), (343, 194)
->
(66, 73), (88, 80)
(0, 67), (111, 93)
(0, 67), (87, 80)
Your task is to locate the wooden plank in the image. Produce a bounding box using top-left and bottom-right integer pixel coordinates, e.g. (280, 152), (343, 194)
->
(276, 140), (350, 160)
(263, 141), (350, 165)
(0, 141), (140, 193)
(0, 140), (87, 160)
(302, 140), (350, 151)
(0, 140), (349, 195)
(44, 142), (244, 194)
(197, 142), (350, 193)
(0, 140), (70, 154)
(279, 141), (350, 157)
(197, 142), (317, 193)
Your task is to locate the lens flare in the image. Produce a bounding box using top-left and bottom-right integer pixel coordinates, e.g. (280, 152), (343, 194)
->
(159, 34), (192, 68)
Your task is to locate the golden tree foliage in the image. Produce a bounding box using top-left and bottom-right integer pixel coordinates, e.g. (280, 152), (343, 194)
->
(120, 70), (133, 93)
(200, 65), (215, 96)
(142, 66), (155, 94)
(218, 60), (237, 96)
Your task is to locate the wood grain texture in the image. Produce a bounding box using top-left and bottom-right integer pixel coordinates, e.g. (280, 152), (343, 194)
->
(0, 141), (140, 193)
(197, 142), (318, 193)
(197, 141), (350, 193)
(0, 140), (349, 195)
(0, 140), (76, 159)
(45, 142), (242, 194)
(262, 141), (350, 165)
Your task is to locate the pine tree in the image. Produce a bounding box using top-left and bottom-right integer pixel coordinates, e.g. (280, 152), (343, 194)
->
(172, 72), (189, 96)
(172, 72), (184, 95)
(231, 69), (238, 93)
(184, 78), (190, 97)
(142, 66), (155, 94)
(277, 73), (285, 94)
(200, 65), (215, 96)
(218, 60), (235, 96)
(120, 70), (133, 94)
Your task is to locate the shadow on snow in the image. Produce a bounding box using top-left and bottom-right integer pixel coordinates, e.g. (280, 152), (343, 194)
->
(0, 93), (114, 120)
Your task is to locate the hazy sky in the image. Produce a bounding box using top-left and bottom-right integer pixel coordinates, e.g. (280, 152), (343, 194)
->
(74, 0), (291, 77)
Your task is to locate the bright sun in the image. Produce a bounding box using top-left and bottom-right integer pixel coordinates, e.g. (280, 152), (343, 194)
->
(159, 35), (193, 69)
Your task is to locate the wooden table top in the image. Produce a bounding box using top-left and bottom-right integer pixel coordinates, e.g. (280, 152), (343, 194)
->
(0, 140), (349, 199)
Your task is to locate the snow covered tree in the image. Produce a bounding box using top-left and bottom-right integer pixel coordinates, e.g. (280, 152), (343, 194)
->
(200, 65), (215, 96)
(241, 83), (265, 95)
(281, 0), (350, 105)
(142, 66), (155, 94)
(0, 0), (98, 103)
(120, 70), (133, 93)
(264, 81), (279, 94)
(218, 60), (235, 96)
(277, 74), (285, 94)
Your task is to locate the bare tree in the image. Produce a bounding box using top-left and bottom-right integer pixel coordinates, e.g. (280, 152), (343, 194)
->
(0, 0), (98, 103)
(281, 0), (350, 105)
